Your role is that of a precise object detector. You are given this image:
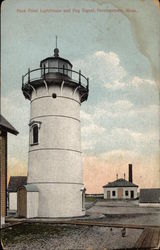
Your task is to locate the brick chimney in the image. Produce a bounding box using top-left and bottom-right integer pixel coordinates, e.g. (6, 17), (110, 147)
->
(128, 164), (132, 183)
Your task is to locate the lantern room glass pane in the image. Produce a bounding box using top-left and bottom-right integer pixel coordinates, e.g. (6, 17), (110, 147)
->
(68, 64), (72, 78)
(41, 59), (72, 78)
(41, 61), (49, 76)
(41, 63), (44, 76)
(45, 61), (49, 73)
(58, 60), (64, 74)
(58, 60), (68, 75)
(48, 59), (58, 73)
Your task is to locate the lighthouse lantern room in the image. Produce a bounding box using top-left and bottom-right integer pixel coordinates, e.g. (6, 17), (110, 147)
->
(20, 43), (89, 218)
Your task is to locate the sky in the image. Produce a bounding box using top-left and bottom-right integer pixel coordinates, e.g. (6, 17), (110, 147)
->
(1, 0), (160, 193)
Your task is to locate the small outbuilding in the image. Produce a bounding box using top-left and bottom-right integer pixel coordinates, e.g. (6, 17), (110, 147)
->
(17, 184), (39, 218)
(139, 188), (160, 207)
(103, 178), (138, 199)
(8, 176), (27, 211)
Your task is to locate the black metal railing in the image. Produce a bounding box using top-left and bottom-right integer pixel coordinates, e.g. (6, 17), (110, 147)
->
(22, 67), (89, 89)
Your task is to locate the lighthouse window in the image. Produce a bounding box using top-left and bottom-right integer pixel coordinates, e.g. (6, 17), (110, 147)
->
(29, 121), (41, 146)
(31, 125), (39, 145)
(52, 93), (57, 98)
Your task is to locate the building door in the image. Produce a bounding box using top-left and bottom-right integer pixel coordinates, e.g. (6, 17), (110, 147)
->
(17, 187), (27, 217)
(118, 188), (123, 199)
(107, 191), (110, 199)
(130, 190), (134, 199)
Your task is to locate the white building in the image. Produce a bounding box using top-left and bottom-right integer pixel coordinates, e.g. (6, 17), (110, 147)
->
(103, 178), (138, 199)
(18, 45), (89, 218)
(8, 176), (27, 211)
(139, 188), (160, 207)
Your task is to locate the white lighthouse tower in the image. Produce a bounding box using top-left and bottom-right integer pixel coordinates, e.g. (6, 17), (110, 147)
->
(21, 44), (89, 218)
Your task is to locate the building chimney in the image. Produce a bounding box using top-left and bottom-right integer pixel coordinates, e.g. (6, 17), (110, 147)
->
(124, 173), (125, 180)
(116, 174), (118, 180)
(128, 164), (132, 183)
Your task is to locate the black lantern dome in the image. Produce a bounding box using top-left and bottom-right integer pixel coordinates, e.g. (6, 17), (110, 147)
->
(40, 47), (73, 79)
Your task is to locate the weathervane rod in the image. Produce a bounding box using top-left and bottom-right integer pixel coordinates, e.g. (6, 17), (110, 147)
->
(56, 35), (57, 48)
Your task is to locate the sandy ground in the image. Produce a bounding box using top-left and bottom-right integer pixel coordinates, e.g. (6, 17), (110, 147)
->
(86, 200), (160, 227)
(2, 199), (160, 249)
(2, 224), (142, 250)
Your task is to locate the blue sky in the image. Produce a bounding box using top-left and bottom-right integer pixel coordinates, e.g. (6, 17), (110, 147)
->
(1, 0), (159, 192)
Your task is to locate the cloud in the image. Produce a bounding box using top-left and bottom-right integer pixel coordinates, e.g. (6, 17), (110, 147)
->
(107, 99), (134, 112)
(83, 99), (159, 121)
(104, 76), (157, 90)
(104, 80), (126, 90)
(81, 122), (105, 151)
(111, 128), (157, 144)
(130, 76), (156, 87)
(95, 51), (120, 66)
(81, 140), (96, 151)
(80, 98), (159, 155)
(80, 110), (92, 122)
(82, 99), (134, 123)
(82, 124), (105, 136)
(73, 50), (127, 85)
(74, 50), (157, 92)
(81, 99), (134, 123)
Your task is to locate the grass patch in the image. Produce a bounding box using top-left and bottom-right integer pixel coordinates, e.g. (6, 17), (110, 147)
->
(85, 197), (97, 202)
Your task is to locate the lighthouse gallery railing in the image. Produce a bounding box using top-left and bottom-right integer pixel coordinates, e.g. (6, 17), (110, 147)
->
(22, 67), (89, 90)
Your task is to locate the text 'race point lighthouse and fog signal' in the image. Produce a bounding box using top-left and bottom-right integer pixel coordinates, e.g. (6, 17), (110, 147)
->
(20, 42), (89, 218)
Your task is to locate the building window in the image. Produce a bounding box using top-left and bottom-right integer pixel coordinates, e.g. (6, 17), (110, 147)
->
(125, 190), (129, 196)
(112, 190), (116, 196)
(130, 190), (134, 198)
